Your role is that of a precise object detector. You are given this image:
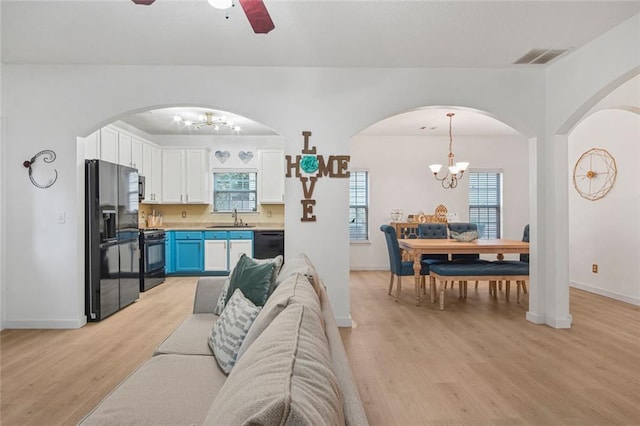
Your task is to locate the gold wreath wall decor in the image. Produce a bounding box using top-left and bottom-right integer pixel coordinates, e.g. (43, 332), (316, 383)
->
(572, 148), (617, 201)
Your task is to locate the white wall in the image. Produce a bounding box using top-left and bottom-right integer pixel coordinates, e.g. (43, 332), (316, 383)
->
(1, 15), (637, 330)
(350, 133), (529, 270)
(569, 108), (640, 305)
(540, 13), (640, 327)
(0, 2), (4, 330)
(0, 65), (546, 329)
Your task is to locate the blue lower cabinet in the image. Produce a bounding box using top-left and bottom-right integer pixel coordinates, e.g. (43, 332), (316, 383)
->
(174, 231), (204, 273)
(165, 232), (174, 274)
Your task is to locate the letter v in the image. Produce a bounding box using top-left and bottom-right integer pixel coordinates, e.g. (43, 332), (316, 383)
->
(300, 177), (318, 198)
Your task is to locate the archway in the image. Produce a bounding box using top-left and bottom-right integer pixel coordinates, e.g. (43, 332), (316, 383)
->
(566, 76), (640, 307)
(75, 104), (285, 323)
(349, 105), (533, 309)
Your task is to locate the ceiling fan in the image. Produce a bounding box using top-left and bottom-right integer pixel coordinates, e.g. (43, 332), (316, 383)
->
(131, 0), (275, 34)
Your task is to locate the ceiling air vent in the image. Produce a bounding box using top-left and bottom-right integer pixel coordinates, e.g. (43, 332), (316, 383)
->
(513, 48), (569, 65)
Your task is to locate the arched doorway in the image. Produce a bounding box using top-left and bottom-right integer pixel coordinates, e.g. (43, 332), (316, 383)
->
(566, 75), (640, 306)
(349, 105), (532, 308)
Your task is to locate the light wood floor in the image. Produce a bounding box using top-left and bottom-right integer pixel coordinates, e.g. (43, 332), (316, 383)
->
(1, 272), (639, 425)
(341, 271), (640, 425)
(0, 277), (198, 426)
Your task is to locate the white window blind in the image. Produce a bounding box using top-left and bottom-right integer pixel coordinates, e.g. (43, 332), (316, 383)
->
(213, 171), (257, 212)
(349, 171), (369, 241)
(468, 171), (502, 239)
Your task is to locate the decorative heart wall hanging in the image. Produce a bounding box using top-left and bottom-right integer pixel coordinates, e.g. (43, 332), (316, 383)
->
(239, 151), (254, 163)
(214, 150), (230, 163)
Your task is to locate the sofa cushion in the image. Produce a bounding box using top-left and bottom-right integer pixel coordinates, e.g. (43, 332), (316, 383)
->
(203, 303), (345, 426)
(79, 354), (226, 426)
(154, 313), (217, 356)
(209, 289), (262, 374)
(236, 273), (321, 361)
(213, 278), (230, 315)
(253, 254), (284, 293)
(225, 254), (276, 307)
(213, 256), (283, 315)
(276, 253), (322, 295)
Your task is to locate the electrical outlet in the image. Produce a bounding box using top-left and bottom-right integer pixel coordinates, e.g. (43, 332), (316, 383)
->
(267, 210), (272, 218)
(58, 211), (66, 224)
(592, 264), (598, 273)
(181, 211), (187, 218)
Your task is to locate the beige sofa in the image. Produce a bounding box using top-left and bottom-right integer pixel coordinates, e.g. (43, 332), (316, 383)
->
(80, 253), (368, 425)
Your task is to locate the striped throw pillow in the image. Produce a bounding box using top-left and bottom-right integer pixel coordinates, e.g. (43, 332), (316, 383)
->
(208, 289), (261, 374)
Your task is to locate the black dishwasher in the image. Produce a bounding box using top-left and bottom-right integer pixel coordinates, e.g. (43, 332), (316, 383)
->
(253, 231), (285, 259)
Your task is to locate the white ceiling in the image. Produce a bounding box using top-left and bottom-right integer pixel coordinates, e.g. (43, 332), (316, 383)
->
(3, 0), (638, 136)
(122, 107), (280, 136)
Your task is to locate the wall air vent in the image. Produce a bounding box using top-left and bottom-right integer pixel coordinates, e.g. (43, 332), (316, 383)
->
(513, 48), (569, 65)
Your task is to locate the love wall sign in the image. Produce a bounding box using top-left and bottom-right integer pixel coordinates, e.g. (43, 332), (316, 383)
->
(286, 131), (350, 222)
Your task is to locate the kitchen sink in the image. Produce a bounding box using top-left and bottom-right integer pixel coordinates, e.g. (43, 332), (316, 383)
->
(207, 224), (256, 228)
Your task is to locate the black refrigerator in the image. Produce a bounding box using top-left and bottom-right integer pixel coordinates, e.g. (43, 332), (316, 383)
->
(85, 159), (140, 321)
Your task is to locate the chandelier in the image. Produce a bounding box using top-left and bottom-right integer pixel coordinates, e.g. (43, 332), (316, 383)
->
(173, 112), (241, 133)
(428, 113), (469, 189)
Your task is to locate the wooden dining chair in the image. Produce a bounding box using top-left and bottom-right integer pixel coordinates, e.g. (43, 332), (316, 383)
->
(502, 224), (530, 302)
(380, 224), (430, 301)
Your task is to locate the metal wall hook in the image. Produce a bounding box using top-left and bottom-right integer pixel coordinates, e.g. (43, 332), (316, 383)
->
(23, 150), (58, 189)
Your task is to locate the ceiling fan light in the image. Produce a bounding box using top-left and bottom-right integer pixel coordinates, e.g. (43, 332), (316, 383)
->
(429, 164), (442, 174)
(208, 0), (232, 10)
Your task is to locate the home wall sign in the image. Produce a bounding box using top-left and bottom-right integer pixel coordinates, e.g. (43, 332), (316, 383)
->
(23, 149), (58, 189)
(286, 131), (351, 222)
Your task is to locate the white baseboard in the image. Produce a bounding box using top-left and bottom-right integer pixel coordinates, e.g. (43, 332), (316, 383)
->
(546, 314), (573, 329)
(3, 317), (87, 329)
(526, 311), (545, 324)
(335, 315), (352, 328)
(526, 311), (572, 328)
(349, 265), (388, 271)
(570, 281), (640, 306)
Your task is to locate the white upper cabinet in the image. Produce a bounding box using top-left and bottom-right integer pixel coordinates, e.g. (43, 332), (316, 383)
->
(118, 133), (132, 167)
(185, 149), (209, 204)
(141, 141), (162, 203)
(162, 149), (184, 203)
(99, 127), (119, 164)
(149, 145), (163, 203)
(83, 130), (100, 160)
(161, 148), (210, 204)
(141, 142), (152, 179)
(131, 137), (144, 171)
(259, 149), (285, 204)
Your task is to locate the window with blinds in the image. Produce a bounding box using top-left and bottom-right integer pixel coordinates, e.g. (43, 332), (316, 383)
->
(212, 171), (257, 212)
(468, 171), (502, 239)
(349, 171), (369, 241)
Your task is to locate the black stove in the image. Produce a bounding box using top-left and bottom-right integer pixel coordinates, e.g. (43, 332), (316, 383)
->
(139, 229), (166, 291)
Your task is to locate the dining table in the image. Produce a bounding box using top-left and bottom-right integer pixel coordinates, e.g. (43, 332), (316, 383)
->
(397, 238), (530, 306)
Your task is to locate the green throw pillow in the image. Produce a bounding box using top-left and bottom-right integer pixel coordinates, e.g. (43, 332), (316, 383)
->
(225, 254), (276, 307)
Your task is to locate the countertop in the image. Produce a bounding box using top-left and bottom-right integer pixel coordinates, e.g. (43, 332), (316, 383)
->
(141, 222), (285, 232)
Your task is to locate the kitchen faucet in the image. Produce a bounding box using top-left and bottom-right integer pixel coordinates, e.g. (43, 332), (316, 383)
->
(232, 208), (240, 226)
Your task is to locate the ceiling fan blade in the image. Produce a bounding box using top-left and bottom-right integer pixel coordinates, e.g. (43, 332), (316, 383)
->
(238, 0), (275, 34)
(131, 0), (156, 5)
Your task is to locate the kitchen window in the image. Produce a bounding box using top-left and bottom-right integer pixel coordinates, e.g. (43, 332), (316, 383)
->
(468, 170), (502, 239)
(349, 170), (369, 241)
(212, 171), (257, 212)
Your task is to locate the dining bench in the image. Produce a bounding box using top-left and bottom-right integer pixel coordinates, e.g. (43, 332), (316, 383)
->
(428, 261), (529, 310)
